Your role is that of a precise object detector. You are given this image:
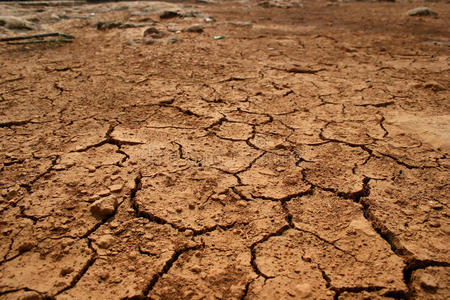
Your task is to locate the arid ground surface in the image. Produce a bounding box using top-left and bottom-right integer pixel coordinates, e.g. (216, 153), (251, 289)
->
(0, 0), (449, 299)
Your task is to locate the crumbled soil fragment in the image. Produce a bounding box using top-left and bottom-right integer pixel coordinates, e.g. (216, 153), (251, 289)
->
(410, 267), (450, 299)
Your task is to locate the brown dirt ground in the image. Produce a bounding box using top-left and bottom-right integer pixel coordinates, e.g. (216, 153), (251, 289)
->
(0, 0), (449, 299)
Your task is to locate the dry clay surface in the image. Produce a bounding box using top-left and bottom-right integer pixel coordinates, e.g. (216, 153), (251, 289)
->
(0, 0), (449, 299)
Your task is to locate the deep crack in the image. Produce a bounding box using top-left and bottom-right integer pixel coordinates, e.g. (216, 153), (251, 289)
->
(249, 225), (290, 279)
(142, 244), (202, 296)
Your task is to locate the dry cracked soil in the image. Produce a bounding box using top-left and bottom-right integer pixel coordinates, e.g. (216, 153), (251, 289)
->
(0, 0), (449, 299)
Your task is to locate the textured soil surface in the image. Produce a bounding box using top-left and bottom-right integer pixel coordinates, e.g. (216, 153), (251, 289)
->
(0, 0), (449, 299)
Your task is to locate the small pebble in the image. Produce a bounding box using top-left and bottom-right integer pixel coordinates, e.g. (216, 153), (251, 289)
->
(98, 189), (111, 197)
(143, 27), (167, 39)
(109, 184), (123, 193)
(18, 241), (36, 253)
(60, 267), (74, 276)
(406, 7), (438, 17)
(237, 200), (247, 207)
(99, 271), (110, 280)
(160, 10), (179, 19)
(96, 234), (115, 249)
(190, 265), (202, 273)
(182, 24), (204, 33)
(90, 196), (118, 218)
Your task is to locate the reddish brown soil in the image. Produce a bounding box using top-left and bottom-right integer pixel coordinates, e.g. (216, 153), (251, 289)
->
(0, 0), (449, 299)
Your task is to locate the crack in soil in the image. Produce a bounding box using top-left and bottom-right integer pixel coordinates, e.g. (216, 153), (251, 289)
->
(0, 119), (32, 128)
(0, 287), (48, 298)
(249, 225), (291, 280)
(53, 239), (97, 297)
(142, 244), (202, 297)
(294, 227), (360, 262)
(239, 278), (254, 300)
(72, 123), (144, 154)
(129, 172), (245, 235)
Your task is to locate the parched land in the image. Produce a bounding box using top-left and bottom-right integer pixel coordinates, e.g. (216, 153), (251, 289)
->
(0, 0), (449, 299)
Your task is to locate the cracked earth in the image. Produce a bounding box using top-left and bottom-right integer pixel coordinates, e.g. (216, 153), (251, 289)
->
(0, 0), (449, 299)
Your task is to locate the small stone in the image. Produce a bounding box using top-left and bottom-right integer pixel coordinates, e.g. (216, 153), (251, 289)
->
(302, 254), (312, 263)
(128, 250), (138, 260)
(96, 21), (122, 30)
(54, 158), (75, 170)
(88, 195), (100, 202)
(430, 202), (443, 210)
(420, 273), (438, 291)
(60, 267), (74, 276)
(428, 221), (440, 228)
(181, 10), (200, 18)
(182, 24), (204, 33)
(99, 271), (110, 280)
(109, 184), (123, 193)
(18, 241), (36, 253)
(2, 228), (11, 235)
(237, 200), (247, 207)
(160, 10), (180, 19)
(217, 194), (227, 201)
(188, 203), (195, 210)
(0, 16), (37, 30)
(87, 165), (96, 173)
(119, 23), (140, 29)
(90, 196), (118, 218)
(294, 283), (312, 298)
(190, 265), (202, 273)
(423, 81), (445, 92)
(407, 7), (438, 17)
(109, 221), (120, 229)
(176, 207), (183, 213)
(349, 217), (377, 237)
(143, 27), (167, 39)
(6, 189), (18, 200)
(110, 175), (121, 181)
(96, 234), (115, 249)
(258, 0), (302, 8)
(98, 189), (111, 197)
(228, 21), (252, 27)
